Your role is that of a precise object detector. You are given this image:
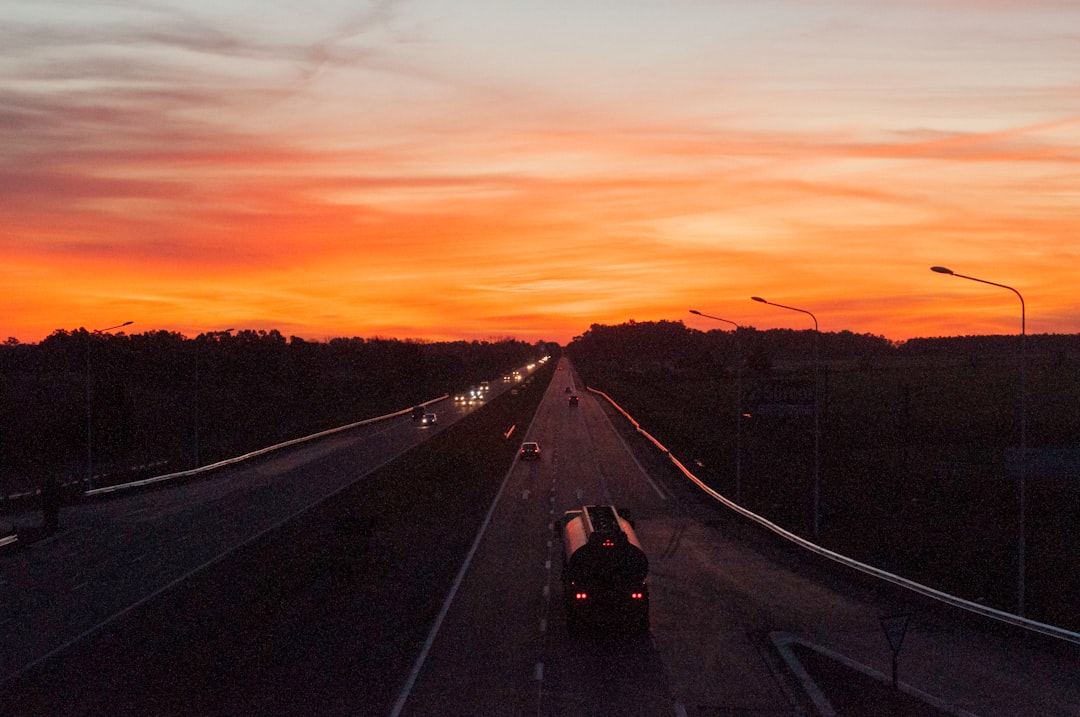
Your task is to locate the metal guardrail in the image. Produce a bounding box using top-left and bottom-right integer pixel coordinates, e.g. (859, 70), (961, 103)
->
(588, 387), (1080, 646)
(8, 363), (540, 505)
(84, 396), (448, 497)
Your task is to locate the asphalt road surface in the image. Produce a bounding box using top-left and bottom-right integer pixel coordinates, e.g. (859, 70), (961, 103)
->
(395, 358), (1080, 716)
(0, 366), (537, 685)
(3, 357), (1078, 716)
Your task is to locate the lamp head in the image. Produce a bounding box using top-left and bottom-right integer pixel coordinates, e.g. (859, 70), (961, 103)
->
(689, 309), (702, 316)
(751, 296), (767, 304)
(930, 266), (954, 275)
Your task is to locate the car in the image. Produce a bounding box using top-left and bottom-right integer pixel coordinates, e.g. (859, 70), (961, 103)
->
(519, 441), (541, 460)
(410, 405), (426, 420)
(420, 412), (438, 425)
(568, 395), (579, 406)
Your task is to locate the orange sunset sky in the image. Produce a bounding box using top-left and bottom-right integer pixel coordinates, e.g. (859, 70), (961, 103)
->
(3, 1), (1078, 345)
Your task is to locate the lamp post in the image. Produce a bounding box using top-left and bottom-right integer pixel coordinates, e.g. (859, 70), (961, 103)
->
(751, 296), (822, 539)
(930, 265), (1027, 616)
(194, 328), (233, 467)
(689, 309), (745, 503)
(85, 321), (133, 490)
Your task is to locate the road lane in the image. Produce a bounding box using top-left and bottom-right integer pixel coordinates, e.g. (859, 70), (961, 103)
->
(594, 387), (1080, 717)
(0, 379), (520, 684)
(8, 353), (1078, 716)
(399, 358), (795, 715)
(398, 358), (1080, 717)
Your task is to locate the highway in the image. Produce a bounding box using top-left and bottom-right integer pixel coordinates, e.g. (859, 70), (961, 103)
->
(3, 356), (1079, 715)
(396, 357), (1080, 716)
(0, 367), (531, 689)
(396, 360), (796, 714)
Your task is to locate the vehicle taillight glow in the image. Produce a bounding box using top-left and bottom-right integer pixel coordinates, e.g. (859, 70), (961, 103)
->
(602, 539), (614, 547)
(631, 592), (644, 599)
(575, 592), (588, 600)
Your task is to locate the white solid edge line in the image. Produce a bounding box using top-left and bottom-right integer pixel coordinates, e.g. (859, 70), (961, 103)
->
(388, 389), (549, 716)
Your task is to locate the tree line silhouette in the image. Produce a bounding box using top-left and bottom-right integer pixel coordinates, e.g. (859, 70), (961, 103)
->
(0, 329), (550, 499)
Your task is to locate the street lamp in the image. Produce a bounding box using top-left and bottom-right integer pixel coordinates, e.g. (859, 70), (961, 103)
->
(931, 265), (1027, 616)
(751, 296), (822, 539)
(86, 321), (133, 490)
(689, 309), (745, 503)
(194, 329), (234, 467)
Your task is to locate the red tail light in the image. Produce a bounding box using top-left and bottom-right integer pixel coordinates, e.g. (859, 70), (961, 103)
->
(631, 592), (644, 599)
(575, 592), (588, 600)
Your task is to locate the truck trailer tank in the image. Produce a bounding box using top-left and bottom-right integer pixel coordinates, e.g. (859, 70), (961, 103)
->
(561, 505), (649, 635)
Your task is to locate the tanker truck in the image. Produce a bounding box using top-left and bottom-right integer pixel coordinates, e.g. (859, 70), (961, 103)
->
(561, 505), (649, 636)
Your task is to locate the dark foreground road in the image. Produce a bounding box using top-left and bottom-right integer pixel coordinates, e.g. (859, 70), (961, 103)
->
(0, 362), (550, 715)
(396, 358), (1080, 716)
(3, 357), (1079, 716)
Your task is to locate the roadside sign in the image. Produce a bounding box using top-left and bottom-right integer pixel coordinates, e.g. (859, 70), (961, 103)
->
(880, 613), (910, 654)
(746, 378), (816, 416)
(880, 613), (911, 689)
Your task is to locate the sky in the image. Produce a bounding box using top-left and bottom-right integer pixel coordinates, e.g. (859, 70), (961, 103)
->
(3, 0), (1079, 345)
